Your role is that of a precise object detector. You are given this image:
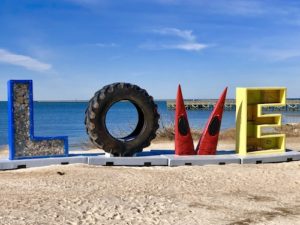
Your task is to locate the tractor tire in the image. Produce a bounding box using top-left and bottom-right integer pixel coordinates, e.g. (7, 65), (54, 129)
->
(85, 83), (160, 156)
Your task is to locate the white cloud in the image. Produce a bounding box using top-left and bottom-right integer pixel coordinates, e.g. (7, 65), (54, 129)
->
(213, 0), (265, 15)
(155, 0), (266, 16)
(155, 0), (300, 22)
(228, 44), (300, 62)
(152, 28), (196, 42)
(169, 43), (208, 51)
(140, 42), (208, 51)
(254, 48), (300, 61)
(140, 27), (209, 52)
(95, 43), (118, 47)
(0, 49), (52, 72)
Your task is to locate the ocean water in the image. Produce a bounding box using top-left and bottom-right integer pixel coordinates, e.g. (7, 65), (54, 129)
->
(0, 101), (299, 149)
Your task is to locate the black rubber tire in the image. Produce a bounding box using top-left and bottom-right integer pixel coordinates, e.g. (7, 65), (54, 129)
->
(85, 83), (160, 156)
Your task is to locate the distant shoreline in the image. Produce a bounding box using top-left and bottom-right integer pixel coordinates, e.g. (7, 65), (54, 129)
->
(1, 98), (300, 103)
(0, 100), (169, 103)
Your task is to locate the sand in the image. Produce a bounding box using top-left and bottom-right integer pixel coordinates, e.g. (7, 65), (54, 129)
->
(0, 140), (300, 225)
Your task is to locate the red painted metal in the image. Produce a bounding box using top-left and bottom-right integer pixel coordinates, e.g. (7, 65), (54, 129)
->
(175, 85), (195, 155)
(197, 87), (228, 155)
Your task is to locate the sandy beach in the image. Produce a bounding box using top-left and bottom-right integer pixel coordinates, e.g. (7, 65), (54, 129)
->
(2, 0), (300, 224)
(0, 139), (300, 225)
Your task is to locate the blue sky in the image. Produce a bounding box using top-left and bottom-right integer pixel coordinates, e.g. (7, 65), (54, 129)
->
(0, 0), (300, 100)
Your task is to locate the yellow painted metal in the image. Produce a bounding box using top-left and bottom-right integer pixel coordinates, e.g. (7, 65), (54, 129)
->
(236, 87), (286, 156)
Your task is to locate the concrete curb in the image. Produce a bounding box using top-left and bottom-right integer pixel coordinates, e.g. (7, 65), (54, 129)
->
(88, 155), (168, 166)
(240, 150), (300, 164)
(0, 156), (87, 170)
(0, 150), (300, 170)
(164, 154), (241, 166)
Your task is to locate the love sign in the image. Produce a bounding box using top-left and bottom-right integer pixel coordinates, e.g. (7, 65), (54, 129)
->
(6, 80), (286, 160)
(7, 80), (68, 160)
